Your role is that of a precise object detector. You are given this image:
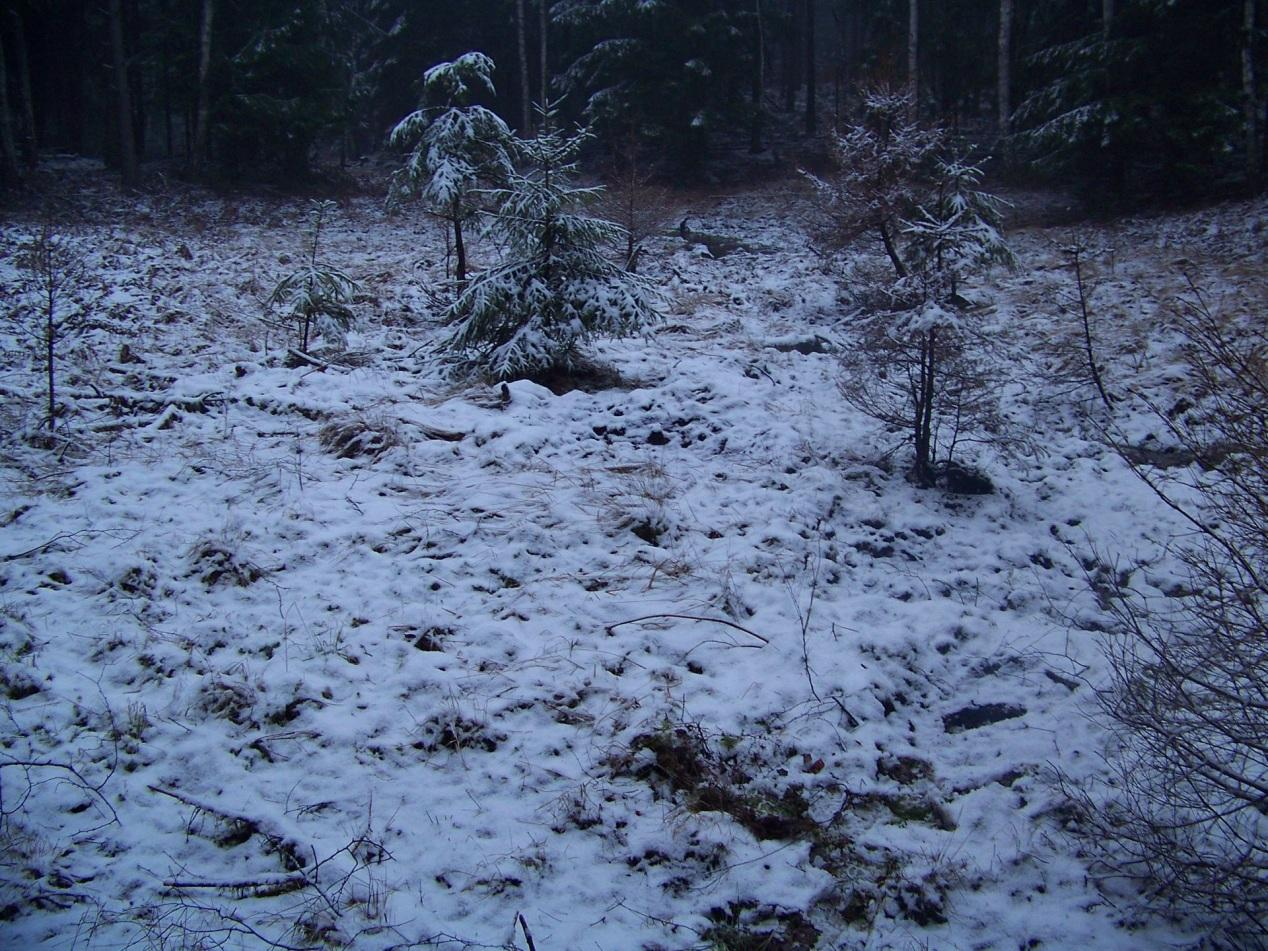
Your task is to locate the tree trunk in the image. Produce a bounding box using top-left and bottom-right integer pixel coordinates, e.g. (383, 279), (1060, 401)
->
(192, 0), (215, 177)
(1100, 0), (1125, 195)
(997, 0), (1013, 135)
(539, 0), (548, 114)
(9, 12), (36, 168)
(908, 0), (919, 119)
(516, 0), (532, 133)
(804, 0), (816, 135)
(162, 37), (173, 158)
(783, 0), (800, 113)
(1245, 0), (1261, 189)
(47, 302), (56, 430)
(750, 0), (765, 152)
(109, 0), (139, 186)
(830, 2), (844, 125)
(879, 222), (908, 279)
(126, 0), (145, 161)
(913, 328), (936, 486)
(452, 199), (468, 291)
(0, 29), (20, 184)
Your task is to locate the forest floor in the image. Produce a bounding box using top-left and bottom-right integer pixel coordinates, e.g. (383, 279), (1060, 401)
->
(0, 159), (1264, 950)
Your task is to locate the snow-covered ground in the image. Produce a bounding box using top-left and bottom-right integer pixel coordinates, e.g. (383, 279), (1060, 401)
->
(1, 160), (1264, 949)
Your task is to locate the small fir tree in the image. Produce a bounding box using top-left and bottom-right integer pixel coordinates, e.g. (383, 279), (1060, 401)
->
(443, 107), (661, 381)
(266, 200), (359, 353)
(389, 53), (514, 291)
(815, 93), (1014, 488)
(805, 89), (944, 280)
(902, 157), (1015, 300)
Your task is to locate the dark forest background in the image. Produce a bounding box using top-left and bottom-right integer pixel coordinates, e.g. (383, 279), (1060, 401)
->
(0, 0), (1262, 204)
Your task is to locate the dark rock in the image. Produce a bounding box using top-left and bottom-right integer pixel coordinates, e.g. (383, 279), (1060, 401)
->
(878, 754), (934, 785)
(647, 430), (670, 446)
(943, 702), (1026, 733)
(631, 521), (662, 545)
(940, 462), (994, 495)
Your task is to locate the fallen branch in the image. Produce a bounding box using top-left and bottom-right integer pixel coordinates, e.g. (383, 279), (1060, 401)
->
(605, 613), (769, 644)
(162, 874), (308, 891)
(147, 783), (295, 852)
(284, 348), (332, 371)
(1, 527), (139, 562)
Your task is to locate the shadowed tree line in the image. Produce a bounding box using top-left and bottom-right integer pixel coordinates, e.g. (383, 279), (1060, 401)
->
(0, 1), (1261, 200)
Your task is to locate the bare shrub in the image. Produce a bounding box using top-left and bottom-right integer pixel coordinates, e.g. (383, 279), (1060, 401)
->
(595, 136), (675, 273)
(1068, 282), (1268, 947)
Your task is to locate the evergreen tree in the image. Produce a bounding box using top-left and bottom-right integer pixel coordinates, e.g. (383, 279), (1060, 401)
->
(267, 200), (360, 353)
(216, 0), (345, 180)
(11, 226), (86, 431)
(443, 107), (660, 380)
(815, 91), (1013, 488)
(1014, 0), (1252, 199)
(902, 156), (1015, 299)
(389, 53), (514, 291)
(555, 0), (752, 176)
(805, 88), (942, 279)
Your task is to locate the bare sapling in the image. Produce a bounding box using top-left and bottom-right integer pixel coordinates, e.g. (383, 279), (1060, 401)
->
(1061, 237), (1114, 414)
(596, 133), (674, 273)
(13, 224), (85, 431)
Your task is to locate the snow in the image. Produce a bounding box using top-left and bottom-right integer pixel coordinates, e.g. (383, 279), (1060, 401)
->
(1, 161), (1263, 949)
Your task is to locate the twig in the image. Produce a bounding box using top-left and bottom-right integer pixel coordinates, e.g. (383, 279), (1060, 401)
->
(1062, 238), (1114, 414)
(1, 527), (137, 562)
(172, 901), (322, 951)
(1, 531), (81, 561)
(1, 758), (119, 826)
(516, 912), (538, 951)
(605, 613), (769, 644)
(791, 540), (823, 701)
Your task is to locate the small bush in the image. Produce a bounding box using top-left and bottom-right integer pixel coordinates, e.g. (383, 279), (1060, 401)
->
(1067, 284), (1268, 947)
